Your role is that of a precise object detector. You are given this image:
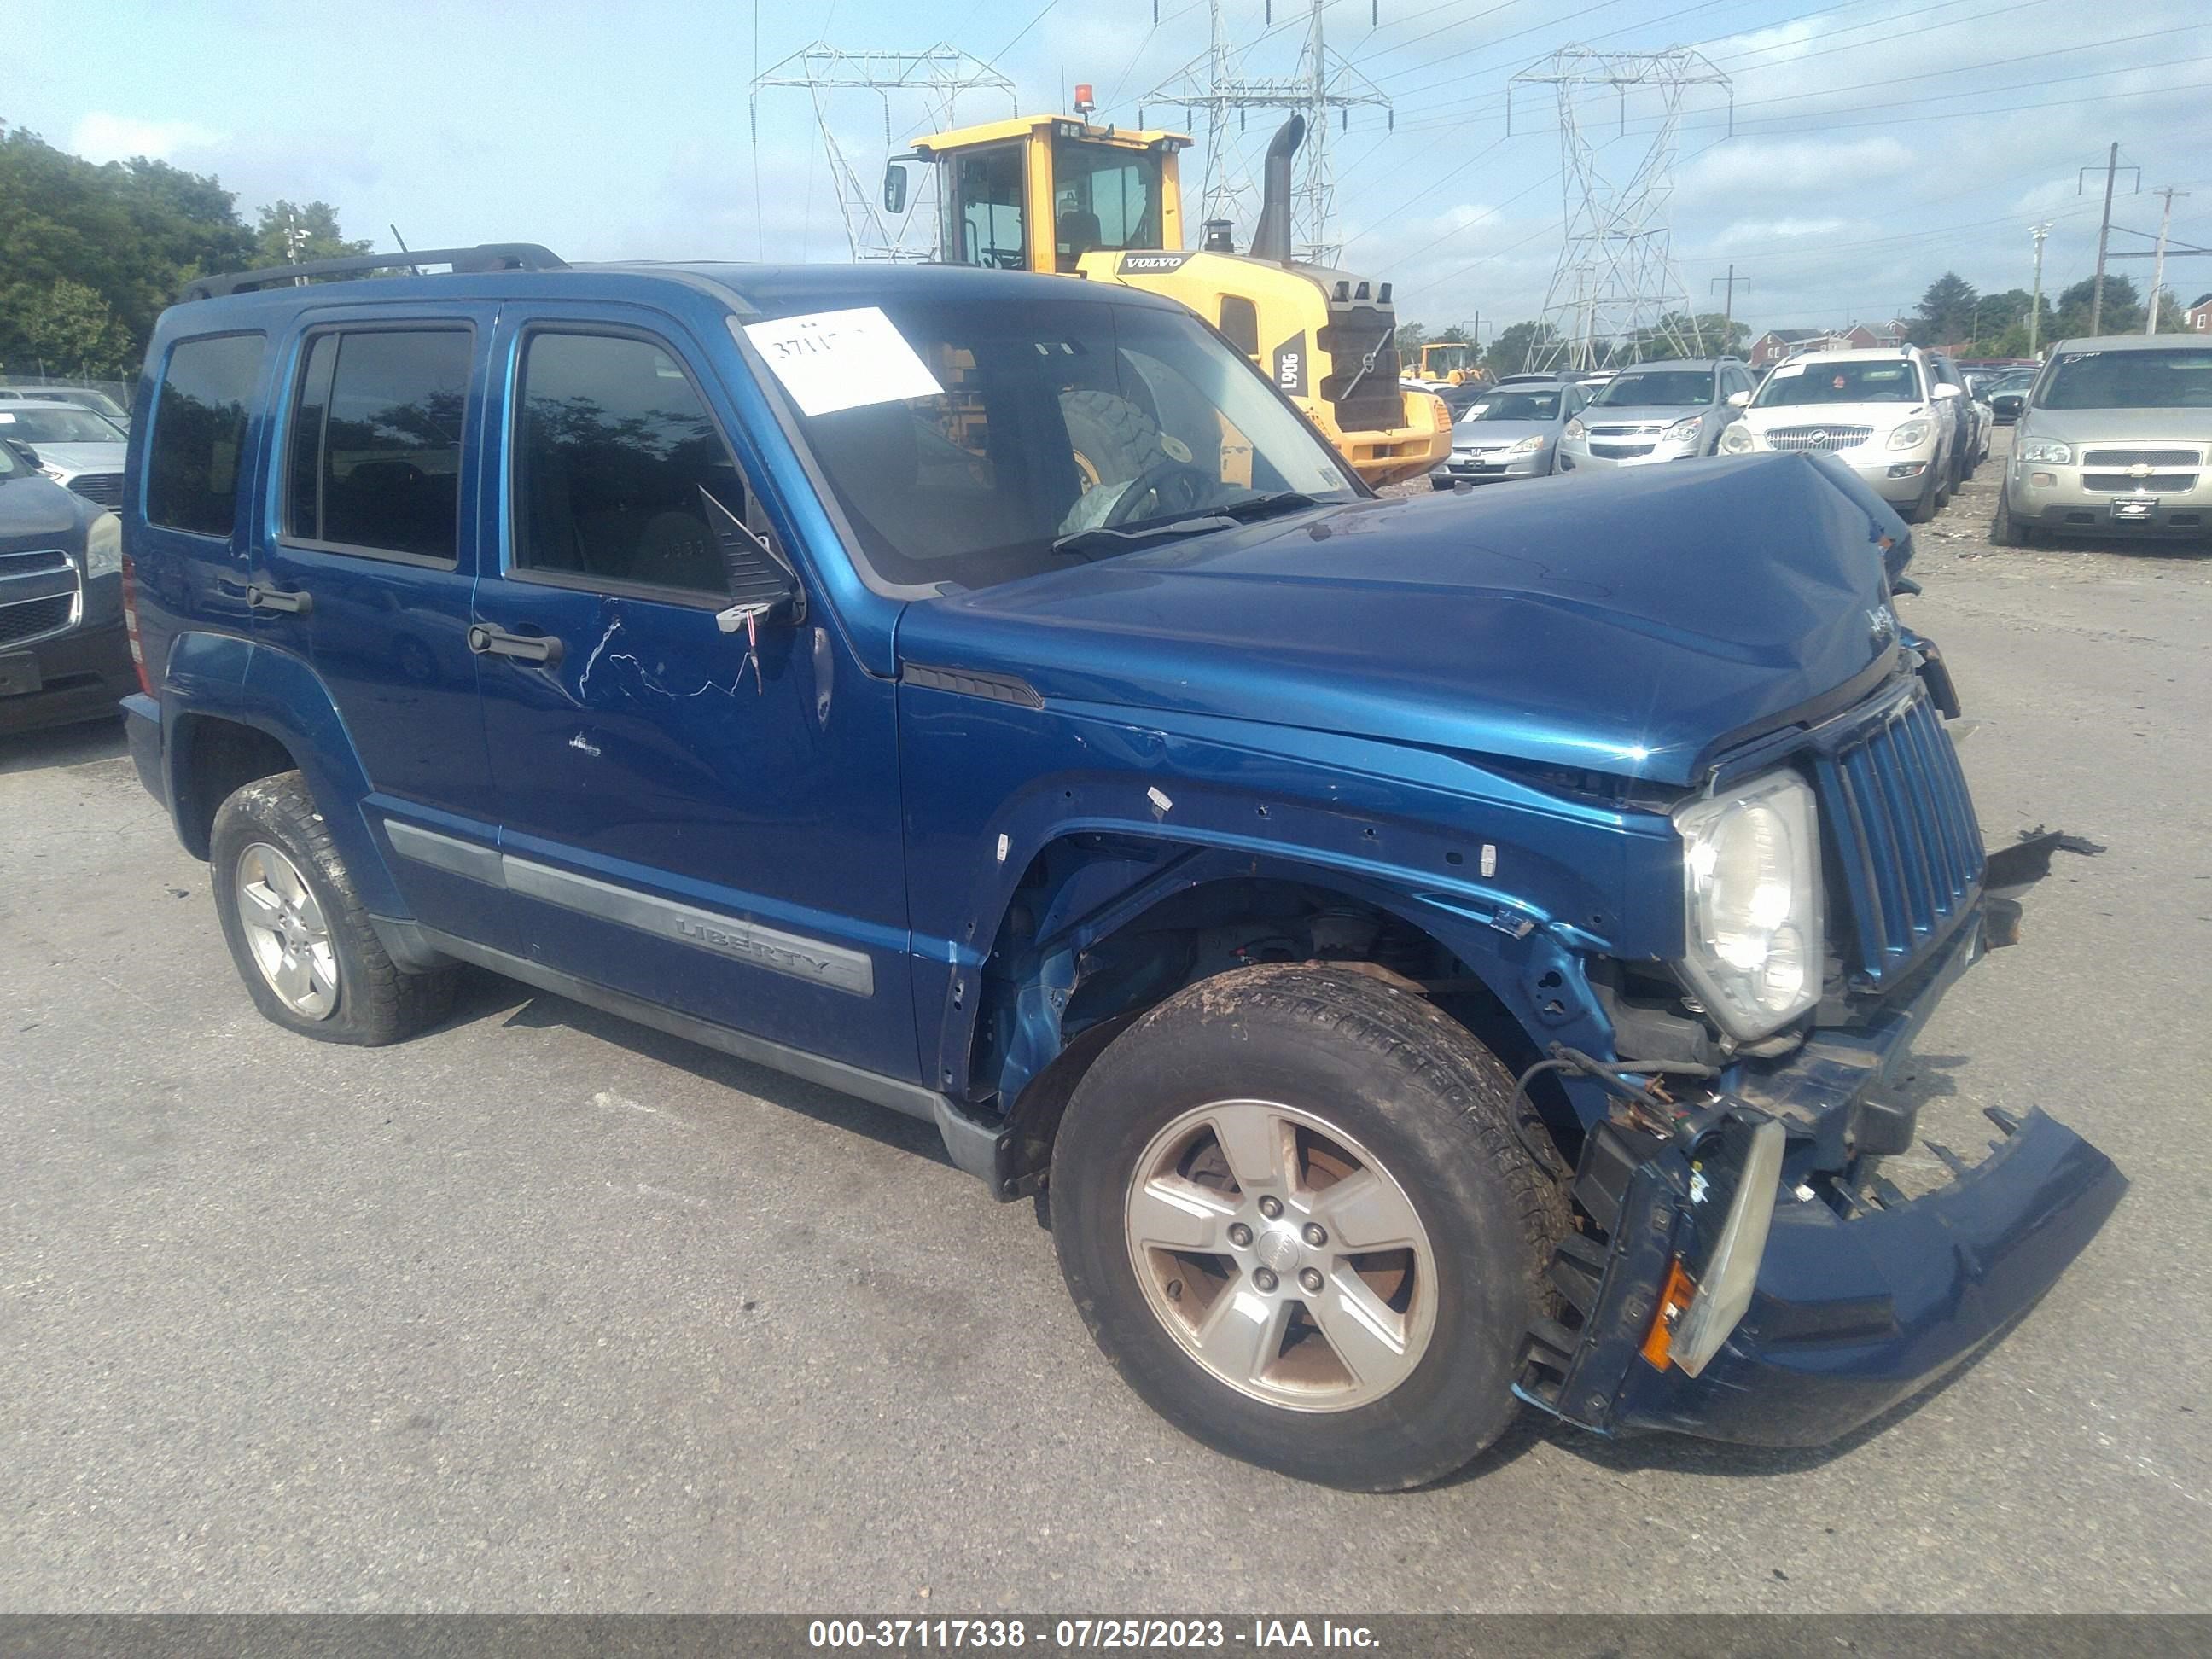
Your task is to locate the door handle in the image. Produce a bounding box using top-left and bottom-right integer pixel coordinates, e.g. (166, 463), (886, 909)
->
(467, 623), (563, 667)
(246, 583), (312, 615)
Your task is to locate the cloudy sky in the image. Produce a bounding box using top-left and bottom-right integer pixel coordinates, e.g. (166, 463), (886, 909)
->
(12, 0), (2212, 337)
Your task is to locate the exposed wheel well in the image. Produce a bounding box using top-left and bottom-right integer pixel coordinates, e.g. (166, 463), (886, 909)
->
(174, 717), (301, 861)
(984, 866), (1568, 1193)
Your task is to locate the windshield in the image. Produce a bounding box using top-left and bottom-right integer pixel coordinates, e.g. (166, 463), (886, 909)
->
(765, 296), (1354, 591)
(0, 405), (122, 444)
(1459, 391), (1560, 422)
(1753, 359), (1923, 407)
(0, 435), (20, 479)
(1051, 140), (1166, 271)
(2039, 348), (2212, 410)
(19, 388), (129, 420)
(1594, 370), (1714, 408)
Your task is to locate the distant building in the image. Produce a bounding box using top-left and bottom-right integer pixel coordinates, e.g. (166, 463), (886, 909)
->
(1749, 320), (1912, 368)
(2185, 293), (2212, 334)
(1749, 328), (1824, 367)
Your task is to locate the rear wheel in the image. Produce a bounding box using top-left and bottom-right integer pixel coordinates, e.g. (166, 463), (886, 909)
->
(1050, 963), (1566, 1490)
(210, 771), (457, 1045)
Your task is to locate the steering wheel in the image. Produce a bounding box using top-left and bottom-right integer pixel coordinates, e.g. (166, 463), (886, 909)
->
(1102, 457), (1217, 527)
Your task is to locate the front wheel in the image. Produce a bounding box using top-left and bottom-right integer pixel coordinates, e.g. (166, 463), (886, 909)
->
(1050, 963), (1566, 1490)
(1993, 485), (2030, 546)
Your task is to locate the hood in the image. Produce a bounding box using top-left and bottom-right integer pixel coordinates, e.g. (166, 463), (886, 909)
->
(1743, 401), (1924, 433)
(2017, 406), (2212, 444)
(1582, 405), (1709, 427)
(0, 471), (96, 548)
(1452, 419), (1554, 448)
(897, 453), (1902, 787)
(18, 441), (125, 474)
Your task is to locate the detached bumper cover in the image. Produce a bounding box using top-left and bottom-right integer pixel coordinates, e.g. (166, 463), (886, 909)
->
(1521, 908), (2125, 1447)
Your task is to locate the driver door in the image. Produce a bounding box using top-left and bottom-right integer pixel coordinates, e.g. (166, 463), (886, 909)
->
(463, 305), (917, 1082)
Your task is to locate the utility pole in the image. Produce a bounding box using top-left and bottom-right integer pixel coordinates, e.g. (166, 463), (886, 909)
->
(2079, 143), (2140, 336)
(2146, 187), (2189, 335)
(1709, 265), (1746, 335)
(2029, 221), (2051, 356)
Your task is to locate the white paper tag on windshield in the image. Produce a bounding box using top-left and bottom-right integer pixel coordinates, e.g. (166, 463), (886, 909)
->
(1768, 363), (1805, 378)
(0, 412), (15, 423)
(742, 306), (944, 417)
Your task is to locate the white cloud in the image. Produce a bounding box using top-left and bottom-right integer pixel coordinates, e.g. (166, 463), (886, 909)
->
(68, 112), (221, 165)
(1680, 137), (1917, 201)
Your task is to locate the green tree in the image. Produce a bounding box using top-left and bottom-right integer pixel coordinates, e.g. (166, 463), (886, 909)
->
(1633, 312), (1749, 361)
(1483, 319), (1555, 376)
(254, 199), (372, 269)
(2054, 274), (2145, 336)
(12, 277), (128, 376)
(1909, 271), (1978, 346)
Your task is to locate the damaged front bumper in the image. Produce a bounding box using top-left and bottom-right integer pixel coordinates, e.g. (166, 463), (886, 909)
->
(1518, 907), (2127, 1447)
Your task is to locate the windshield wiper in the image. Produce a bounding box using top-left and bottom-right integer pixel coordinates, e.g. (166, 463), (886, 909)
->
(1051, 492), (1335, 561)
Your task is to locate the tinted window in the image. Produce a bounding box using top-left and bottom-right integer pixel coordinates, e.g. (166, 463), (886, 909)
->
(1051, 140), (1165, 269)
(1753, 359), (1923, 407)
(282, 329), (468, 561)
(148, 334), (265, 535)
(1594, 370), (1714, 407)
(2040, 348), (2212, 410)
(513, 331), (746, 596)
(777, 296), (1350, 591)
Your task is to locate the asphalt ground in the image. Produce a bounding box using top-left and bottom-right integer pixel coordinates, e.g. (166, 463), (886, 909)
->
(2, 430), (2207, 1612)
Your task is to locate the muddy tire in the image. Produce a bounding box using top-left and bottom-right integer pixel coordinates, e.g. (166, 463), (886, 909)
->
(1059, 388), (1164, 492)
(209, 771), (457, 1045)
(1050, 963), (1568, 1490)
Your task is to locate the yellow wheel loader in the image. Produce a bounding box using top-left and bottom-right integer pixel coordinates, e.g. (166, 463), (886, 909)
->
(1412, 342), (1483, 387)
(884, 110), (1450, 488)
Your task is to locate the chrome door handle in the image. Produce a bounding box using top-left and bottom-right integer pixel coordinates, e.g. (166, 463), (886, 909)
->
(246, 584), (312, 615)
(466, 623), (563, 666)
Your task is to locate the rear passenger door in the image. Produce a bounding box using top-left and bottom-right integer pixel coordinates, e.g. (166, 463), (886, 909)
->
(253, 307), (502, 868)
(461, 306), (917, 1082)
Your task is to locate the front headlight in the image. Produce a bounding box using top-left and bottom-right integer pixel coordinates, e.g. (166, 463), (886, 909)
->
(1717, 422), (1758, 455)
(2018, 439), (2072, 464)
(1886, 418), (1933, 451)
(1662, 416), (1704, 439)
(1674, 770), (1823, 1041)
(1507, 434), (1545, 454)
(1563, 417), (1586, 440)
(84, 510), (122, 579)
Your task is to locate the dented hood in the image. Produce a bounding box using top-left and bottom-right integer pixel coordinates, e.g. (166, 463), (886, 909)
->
(897, 452), (1903, 786)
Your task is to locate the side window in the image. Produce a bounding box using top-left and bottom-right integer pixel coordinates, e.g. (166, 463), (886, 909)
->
(283, 329), (469, 562)
(512, 330), (747, 597)
(1218, 295), (1260, 358)
(148, 333), (265, 535)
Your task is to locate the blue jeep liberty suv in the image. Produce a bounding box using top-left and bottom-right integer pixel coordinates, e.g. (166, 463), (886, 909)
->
(117, 244), (2122, 1489)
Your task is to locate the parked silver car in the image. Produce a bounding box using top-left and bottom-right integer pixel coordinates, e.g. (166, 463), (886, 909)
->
(0, 400), (128, 510)
(0, 385), (131, 433)
(1428, 379), (1586, 487)
(1996, 336), (2212, 545)
(1557, 358), (1755, 471)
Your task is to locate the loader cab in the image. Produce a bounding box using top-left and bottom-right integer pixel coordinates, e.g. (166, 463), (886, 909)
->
(894, 115), (1190, 274)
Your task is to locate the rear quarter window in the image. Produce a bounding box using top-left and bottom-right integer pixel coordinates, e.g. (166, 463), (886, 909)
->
(147, 334), (266, 536)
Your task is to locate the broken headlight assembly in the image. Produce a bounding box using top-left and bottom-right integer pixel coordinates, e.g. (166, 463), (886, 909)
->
(1674, 770), (1823, 1042)
(1716, 422), (1759, 455)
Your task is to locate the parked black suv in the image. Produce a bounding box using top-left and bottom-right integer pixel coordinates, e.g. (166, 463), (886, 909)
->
(0, 435), (133, 734)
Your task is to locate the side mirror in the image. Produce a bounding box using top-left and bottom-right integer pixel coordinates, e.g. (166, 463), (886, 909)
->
(883, 162), (909, 216)
(1726, 388), (1750, 407)
(701, 488), (806, 629)
(1931, 383), (1961, 399)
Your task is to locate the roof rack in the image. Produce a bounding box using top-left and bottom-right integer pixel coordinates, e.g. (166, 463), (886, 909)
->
(180, 243), (568, 301)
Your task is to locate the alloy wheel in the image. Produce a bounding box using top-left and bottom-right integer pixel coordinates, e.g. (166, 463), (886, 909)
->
(234, 841), (340, 1020)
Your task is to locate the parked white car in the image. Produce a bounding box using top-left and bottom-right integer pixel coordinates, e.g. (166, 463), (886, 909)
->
(1718, 346), (1959, 521)
(0, 399), (128, 509)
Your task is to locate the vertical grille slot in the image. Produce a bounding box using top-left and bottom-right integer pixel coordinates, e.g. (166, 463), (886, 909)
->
(1819, 685), (1985, 984)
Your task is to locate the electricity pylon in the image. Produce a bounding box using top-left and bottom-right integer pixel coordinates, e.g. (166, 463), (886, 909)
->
(1142, 0), (1391, 265)
(1511, 45), (1731, 371)
(751, 44), (1016, 261)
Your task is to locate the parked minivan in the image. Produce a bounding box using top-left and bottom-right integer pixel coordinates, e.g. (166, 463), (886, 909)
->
(119, 246), (2120, 1489)
(1998, 336), (2212, 545)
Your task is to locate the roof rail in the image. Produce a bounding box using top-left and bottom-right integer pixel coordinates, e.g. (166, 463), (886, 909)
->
(180, 243), (568, 301)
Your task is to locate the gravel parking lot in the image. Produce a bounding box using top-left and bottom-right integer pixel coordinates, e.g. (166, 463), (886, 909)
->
(3, 432), (2207, 1613)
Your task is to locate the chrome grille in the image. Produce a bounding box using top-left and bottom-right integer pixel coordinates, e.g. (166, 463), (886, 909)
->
(2082, 471), (2197, 494)
(0, 594), (73, 646)
(2080, 446), (2201, 469)
(1814, 684), (1984, 987)
(0, 547), (81, 648)
(66, 472), (125, 509)
(1764, 424), (1872, 452)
